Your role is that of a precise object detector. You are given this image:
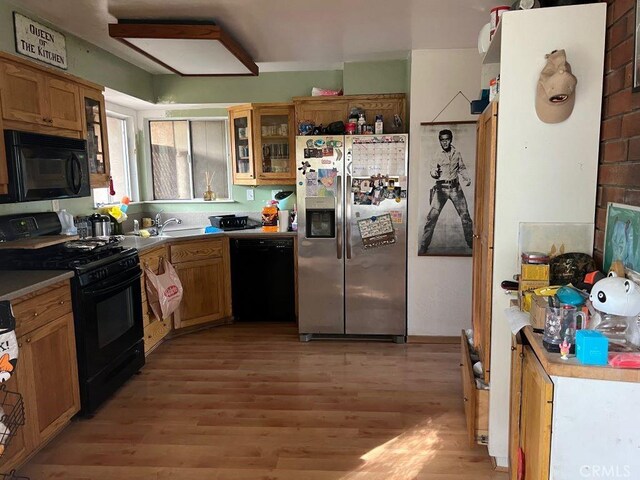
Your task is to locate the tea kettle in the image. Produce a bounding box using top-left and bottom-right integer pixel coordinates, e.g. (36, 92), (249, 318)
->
(89, 213), (111, 237)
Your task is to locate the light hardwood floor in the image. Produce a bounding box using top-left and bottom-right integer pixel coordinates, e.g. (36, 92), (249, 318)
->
(18, 323), (507, 479)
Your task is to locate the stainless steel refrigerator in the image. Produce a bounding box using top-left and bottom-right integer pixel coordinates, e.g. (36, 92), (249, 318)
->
(296, 134), (408, 341)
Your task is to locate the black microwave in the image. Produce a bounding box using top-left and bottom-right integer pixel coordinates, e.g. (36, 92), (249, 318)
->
(2, 130), (91, 203)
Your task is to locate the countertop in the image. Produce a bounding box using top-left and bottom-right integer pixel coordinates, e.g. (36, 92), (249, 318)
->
(0, 229), (297, 299)
(0, 270), (74, 302)
(121, 228), (297, 253)
(522, 326), (640, 383)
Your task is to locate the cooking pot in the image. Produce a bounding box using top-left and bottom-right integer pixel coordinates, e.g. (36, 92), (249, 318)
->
(89, 213), (111, 237)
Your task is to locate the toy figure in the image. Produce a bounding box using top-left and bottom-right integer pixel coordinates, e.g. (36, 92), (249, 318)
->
(0, 301), (18, 382)
(589, 272), (640, 347)
(559, 339), (571, 360)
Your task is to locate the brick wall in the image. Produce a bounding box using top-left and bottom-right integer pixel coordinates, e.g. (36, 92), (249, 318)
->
(596, 0), (640, 265)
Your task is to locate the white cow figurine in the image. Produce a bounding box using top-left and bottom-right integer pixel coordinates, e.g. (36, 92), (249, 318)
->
(589, 272), (640, 347)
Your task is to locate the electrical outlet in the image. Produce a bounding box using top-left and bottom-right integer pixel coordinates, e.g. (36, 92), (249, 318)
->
(51, 200), (60, 212)
(246, 189), (255, 201)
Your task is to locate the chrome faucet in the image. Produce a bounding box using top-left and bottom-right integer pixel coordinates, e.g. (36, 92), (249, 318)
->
(158, 217), (182, 235)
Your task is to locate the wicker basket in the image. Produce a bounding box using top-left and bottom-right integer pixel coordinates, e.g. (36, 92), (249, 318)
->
(0, 385), (25, 458)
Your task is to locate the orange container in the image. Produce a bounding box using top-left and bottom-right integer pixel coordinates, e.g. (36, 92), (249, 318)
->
(261, 201), (279, 232)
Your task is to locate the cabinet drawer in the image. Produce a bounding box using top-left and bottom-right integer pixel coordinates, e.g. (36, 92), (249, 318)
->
(144, 317), (171, 354)
(13, 283), (72, 338)
(170, 238), (223, 264)
(140, 246), (168, 273)
(460, 330), (489, 446)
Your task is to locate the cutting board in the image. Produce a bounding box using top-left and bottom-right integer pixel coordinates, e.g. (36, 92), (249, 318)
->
(0, 235), (78, 249)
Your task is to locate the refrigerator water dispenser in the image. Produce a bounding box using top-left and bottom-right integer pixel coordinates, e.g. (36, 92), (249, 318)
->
(305, 197), (335, 238)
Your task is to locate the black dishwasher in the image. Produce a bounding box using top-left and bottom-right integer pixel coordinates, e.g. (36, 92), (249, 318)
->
(230, 237), (296, 322)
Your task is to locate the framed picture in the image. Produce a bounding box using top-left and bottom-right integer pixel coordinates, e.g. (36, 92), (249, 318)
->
(417, 121), (476, 256)
(635, 0), (640, 92)
(603, 202), (640, 275)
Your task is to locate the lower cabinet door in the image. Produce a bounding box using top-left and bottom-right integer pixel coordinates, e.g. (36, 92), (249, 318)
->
(20, 313), (80, 447)
(173, 258), (226, 329)
(520, 346), (553, 480)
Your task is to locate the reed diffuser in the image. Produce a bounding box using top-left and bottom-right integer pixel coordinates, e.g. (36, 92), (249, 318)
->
(203, 171), (215, 201)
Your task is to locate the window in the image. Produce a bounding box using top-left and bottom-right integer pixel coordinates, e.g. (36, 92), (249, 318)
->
(149, 120), (230, 200)
(93, 112), (133, 206)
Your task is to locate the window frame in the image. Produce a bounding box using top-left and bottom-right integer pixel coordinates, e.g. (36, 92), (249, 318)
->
(92, 106), (138, 207)
(146, 117), (232, 202)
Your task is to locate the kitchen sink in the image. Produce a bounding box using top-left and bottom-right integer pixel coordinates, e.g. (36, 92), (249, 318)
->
(159, 227), (209, 237)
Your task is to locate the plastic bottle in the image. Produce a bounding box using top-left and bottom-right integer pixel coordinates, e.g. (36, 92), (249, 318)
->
(375, 115), (383, 135)
(357, 113), (366, 135)
(261, 200), (279, 232)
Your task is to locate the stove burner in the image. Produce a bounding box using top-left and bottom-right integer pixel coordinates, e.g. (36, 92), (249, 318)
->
(64, 236), (122, 251)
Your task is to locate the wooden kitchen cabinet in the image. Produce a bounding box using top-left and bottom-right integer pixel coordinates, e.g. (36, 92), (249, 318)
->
(82, 87), (111, 187)
(508, 326), (640, 479)
(19, 313), (80, 447)
(171, 237), (232, 330)
(0, 102), (7, 196)
(471, 101), (497, 385)
(140, 245), (171, 354)
(0, 281), (80, 473)
(0, 59), (82, 131)
(518, 346), (553, 480)
(229, 103), (296, 186)
(293, 94), (407, 134)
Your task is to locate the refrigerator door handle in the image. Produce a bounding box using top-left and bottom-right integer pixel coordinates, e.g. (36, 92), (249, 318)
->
(346, 173), (352, 260)
(336, 174), (343, 260)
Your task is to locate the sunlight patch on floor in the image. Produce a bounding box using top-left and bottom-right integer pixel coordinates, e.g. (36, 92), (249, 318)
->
(341, 420), (440, 479)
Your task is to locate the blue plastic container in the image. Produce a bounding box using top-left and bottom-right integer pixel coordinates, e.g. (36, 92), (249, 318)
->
(576, 330), (609, 366)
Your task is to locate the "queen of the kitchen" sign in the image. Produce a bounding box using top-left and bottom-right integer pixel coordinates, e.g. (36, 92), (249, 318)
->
(14, 12), (67, 69)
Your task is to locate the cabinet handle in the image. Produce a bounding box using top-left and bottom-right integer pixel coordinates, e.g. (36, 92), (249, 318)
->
(463, 397), (468, 402)
(59, 300), (65, 305)
(33, 312), (38, 317)
(26, 338), (31, 343)
(18, 343), (22, 348)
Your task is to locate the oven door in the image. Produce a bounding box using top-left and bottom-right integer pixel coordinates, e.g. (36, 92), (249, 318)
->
(75, 266), (143, 379)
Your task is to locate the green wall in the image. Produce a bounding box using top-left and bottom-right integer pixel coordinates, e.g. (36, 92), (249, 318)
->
(153, 70), (344, 104)
(0, 0), (154, 101)
(142, 185), (293, 214)
(343, 59), (409, 95)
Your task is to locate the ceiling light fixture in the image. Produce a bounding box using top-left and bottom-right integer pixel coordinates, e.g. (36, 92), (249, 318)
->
(108, 20), (258, 76)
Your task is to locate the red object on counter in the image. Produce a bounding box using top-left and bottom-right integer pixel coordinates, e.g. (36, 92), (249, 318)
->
(609, 353), (640, 369)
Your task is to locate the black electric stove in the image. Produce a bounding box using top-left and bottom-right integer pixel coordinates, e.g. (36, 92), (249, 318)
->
(0, 212), (144, 416)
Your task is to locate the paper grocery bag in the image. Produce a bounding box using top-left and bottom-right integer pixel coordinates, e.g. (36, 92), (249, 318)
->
(145, 258), (183, 320)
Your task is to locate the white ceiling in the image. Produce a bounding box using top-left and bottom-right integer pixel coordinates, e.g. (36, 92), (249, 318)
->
(15, 0), (497, 74)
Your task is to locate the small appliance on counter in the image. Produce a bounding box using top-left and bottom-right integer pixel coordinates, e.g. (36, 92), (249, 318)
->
(89, 213), (112, 237)
(209, 215), (260, 231)
(275, 191), (296, 211)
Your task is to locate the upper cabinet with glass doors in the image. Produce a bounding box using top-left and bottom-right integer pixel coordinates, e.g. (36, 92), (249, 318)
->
(229, 103), (295, 185)
(81, 87), (111, 188)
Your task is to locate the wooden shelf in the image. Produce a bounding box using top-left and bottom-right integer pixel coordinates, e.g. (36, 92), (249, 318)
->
(262, 135), (288, 140)
(482, 18), (502, 65)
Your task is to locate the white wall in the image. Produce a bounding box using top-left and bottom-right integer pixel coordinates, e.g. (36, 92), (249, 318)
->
(488, 4), (605, 467)
(407, 49), (482, 336)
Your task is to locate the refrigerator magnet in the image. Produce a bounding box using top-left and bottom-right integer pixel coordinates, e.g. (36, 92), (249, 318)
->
(317, 169), (337, 197)
(305, 172), (318, 196)
(390, 211), (403, 224)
